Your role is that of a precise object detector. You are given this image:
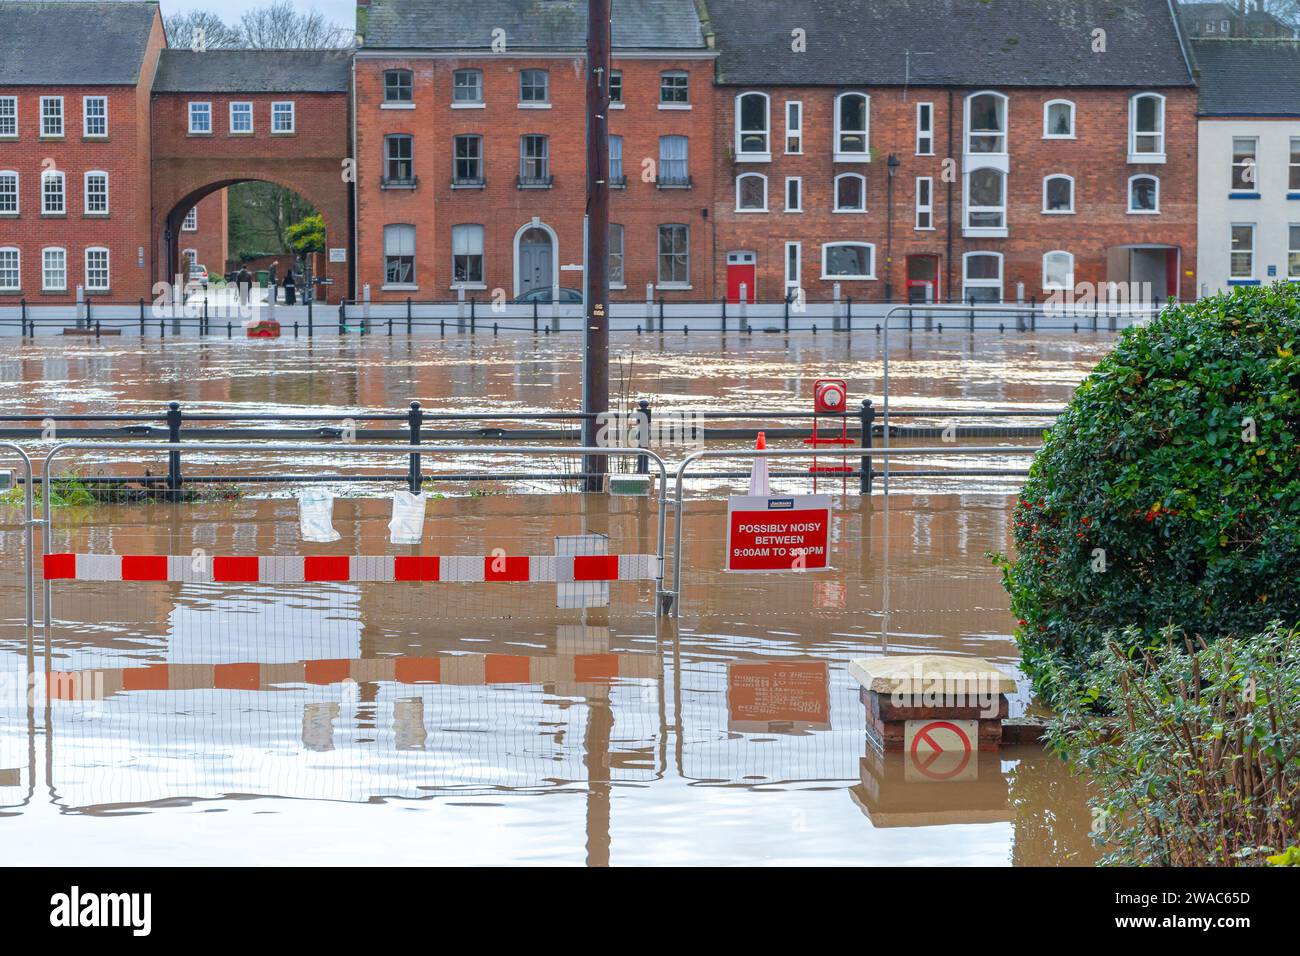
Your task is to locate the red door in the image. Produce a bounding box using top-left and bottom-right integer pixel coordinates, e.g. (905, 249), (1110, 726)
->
(726, 251), (757, 303)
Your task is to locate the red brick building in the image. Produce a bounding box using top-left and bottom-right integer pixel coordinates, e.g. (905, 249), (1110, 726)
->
(0, 1), (165, 303)
(355, 0), (717, 302)
(704, 0), (1199, 305)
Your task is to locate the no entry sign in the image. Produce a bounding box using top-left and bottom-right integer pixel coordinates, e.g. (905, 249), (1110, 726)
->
(725, 495), (832, 572)
(905, 719), (979, 782)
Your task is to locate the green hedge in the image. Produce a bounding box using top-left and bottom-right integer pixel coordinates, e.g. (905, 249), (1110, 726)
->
(1000, 285), (1300, 703)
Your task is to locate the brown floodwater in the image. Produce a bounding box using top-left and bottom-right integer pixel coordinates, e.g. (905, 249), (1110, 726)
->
(0, 331), (1112, 865)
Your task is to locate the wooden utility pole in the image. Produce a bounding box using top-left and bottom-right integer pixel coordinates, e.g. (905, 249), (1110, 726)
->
(582, 0), (612, 492)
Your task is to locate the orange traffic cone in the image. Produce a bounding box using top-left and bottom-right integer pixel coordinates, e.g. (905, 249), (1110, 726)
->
(748, 431), (771, 496)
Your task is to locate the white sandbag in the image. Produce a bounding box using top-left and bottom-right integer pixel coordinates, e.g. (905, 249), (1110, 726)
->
(389, 490), (428, 544)
(298, 490), (341, 543)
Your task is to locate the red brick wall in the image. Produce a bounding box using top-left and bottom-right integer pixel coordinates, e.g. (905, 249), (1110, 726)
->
(0, 14), (164, 303)
(711, 85), (1198, 304)
(176, 189), (228, 278)
(354, 54), (717, 302)
(150, 89), (351, 300)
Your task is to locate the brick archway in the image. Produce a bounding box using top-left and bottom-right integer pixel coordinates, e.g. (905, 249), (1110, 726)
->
(155, 171), (349, 303)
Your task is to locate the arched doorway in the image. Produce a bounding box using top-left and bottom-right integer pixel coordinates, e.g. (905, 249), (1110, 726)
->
(513, 219), (558, 297)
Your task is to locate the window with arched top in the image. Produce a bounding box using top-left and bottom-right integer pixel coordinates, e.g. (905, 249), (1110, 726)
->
(735, 92), (771, 160)
(966, 91), (1007, 154)
(834, 172), (866, 212)
(1129, 93), (1166, 162)
(1129, 175), (1159, 213)
(735, 173), (768, 211)
(834, 92), (870, 160)
(1042, 174), (1074, 213)
(962, 252), (1003, 303)
(1042, 251), (1074, 291)
(1044, 99), (1075, 138)
(966, 167), (1005, 228)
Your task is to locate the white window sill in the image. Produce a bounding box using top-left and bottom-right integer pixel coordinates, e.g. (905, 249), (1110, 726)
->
(381, 102), (416, 110)
(610, 283), (626, 290)
(833, 209), (867, 215)
(1128, 153), (1166, 165)
(1043, 134), (1076, 141)
(834, 152), (871, 163)
(451, 102), (485, 110)
(450, 284), (486, 291)
(382, 284), (419, 292)
(914, 226), (936, 232)
(735, 152), (771, 163)
(658, 103), (692, 111)
(230, 130), (254, 136)
(1127, 209), (1160, 215)
(820, 275), (876, 282)
(735, 207), (769, 213)
(610, 103), (625, 110)
(271, 130), (296, 136)
(915, 151), (935, 157)
(964, 227), (1008, 239)
(1041, 209), (1075, 215)
(784, 208), (803, 214)
(518, 103), (551, 110)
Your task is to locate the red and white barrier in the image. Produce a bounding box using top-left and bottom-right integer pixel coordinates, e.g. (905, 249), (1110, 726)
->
(43, 552), (658, 584)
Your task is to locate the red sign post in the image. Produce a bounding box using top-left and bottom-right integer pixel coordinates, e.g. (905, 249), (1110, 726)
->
(725, 495), (832, 573)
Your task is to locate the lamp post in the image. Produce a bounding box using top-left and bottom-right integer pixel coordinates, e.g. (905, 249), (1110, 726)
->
(885, 153), (900, 302)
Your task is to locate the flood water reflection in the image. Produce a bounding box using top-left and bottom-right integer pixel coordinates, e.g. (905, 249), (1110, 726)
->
(0, 493), (1097, 865)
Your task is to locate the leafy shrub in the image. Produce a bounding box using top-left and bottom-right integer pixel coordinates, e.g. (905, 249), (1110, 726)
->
(1049, 623), (1300, 867)
(999, 285), (1300, 702)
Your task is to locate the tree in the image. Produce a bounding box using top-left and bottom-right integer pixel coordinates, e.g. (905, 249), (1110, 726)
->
(228, 181), (316, 256)
(164, 11), (241, 51)
(286, 214), (326, 258)
(165, 2), (353, 51)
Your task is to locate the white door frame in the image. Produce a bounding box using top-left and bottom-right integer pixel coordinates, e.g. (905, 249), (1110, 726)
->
(513, 217), (559, 296)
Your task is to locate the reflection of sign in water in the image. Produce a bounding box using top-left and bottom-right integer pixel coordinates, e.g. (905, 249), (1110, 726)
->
(727, 661), (829, 731)
(905, 719), (977, 782)
(725, 495), (832, 572)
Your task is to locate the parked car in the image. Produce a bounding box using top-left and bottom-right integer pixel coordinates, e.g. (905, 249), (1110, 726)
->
(186, 263), (209, 291)
(509, 287), (584, 304)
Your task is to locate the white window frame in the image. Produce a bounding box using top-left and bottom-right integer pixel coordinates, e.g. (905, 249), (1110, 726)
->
(1128, 92), (1166, 164)
(518, 69), (550, 107)
(735, 172), (768, 212)
(188, 101), (212, 134)
(1290, 137), (1300, 192)
(1231, 136), (1258, 192)
(0, 247), (19, 291)
(1043, 99), (1075, 139)
(735, 92), (771, 162)
(656, 223), (691, 288)
(915, 176), (933, 230)
(962, 251), (1004, 302)
(450, 223), (486, 289)
(820, 241), (876, 280)
(1229, 223), (1255, 281)
(784, 176), (802, 212)
(834, 91), (871, 162)
(40, 96), (63, 137)
(609, 222), (625, 289)
(785, 100), (803, 154)
(41, 246), (66, 291)
(229, 101), (253, 134)
(0, 97), (15, 138)
(41, 169), (65, 215)
(383, 222), (417, 288)
(965, 167), (1006, 231)
(833, 172), (867, 213)
(83, 170), (109, 216)
(82, 95), (108, 138)
(1289, 223), (1300, 279)
(271, 101), (295, 133)
(785, 241), (802, 294)
(1042, 250), (1074, 291)
(182, 207), (198, 231)
(84, 246), (110, 292)
(0, 171), (18, 215)
(1127, 174), (1160, 214)
(658, 70), (691, 109)
(964, 90), (1007, 155)
(1042, 174), (1075, 214)
(916, 102), (934, 155)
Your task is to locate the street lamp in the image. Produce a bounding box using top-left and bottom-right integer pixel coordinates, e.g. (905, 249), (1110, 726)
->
(885, 154), (900, 302)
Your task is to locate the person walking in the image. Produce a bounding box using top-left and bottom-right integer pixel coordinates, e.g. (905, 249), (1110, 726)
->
(236, 265), (252, 307)
(284, 269), (297, 306)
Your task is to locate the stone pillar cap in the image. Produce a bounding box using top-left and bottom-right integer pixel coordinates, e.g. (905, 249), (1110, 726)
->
(849, 655), (1017, 695)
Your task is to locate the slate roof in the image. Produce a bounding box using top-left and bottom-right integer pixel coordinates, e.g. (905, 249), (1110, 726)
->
(362, 0), (707, 50)
(0, 0), (158, 85)
(152, 49), (353, 93)
(707, 0), (1195, 87)
(1192, 38), (1300, 115)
